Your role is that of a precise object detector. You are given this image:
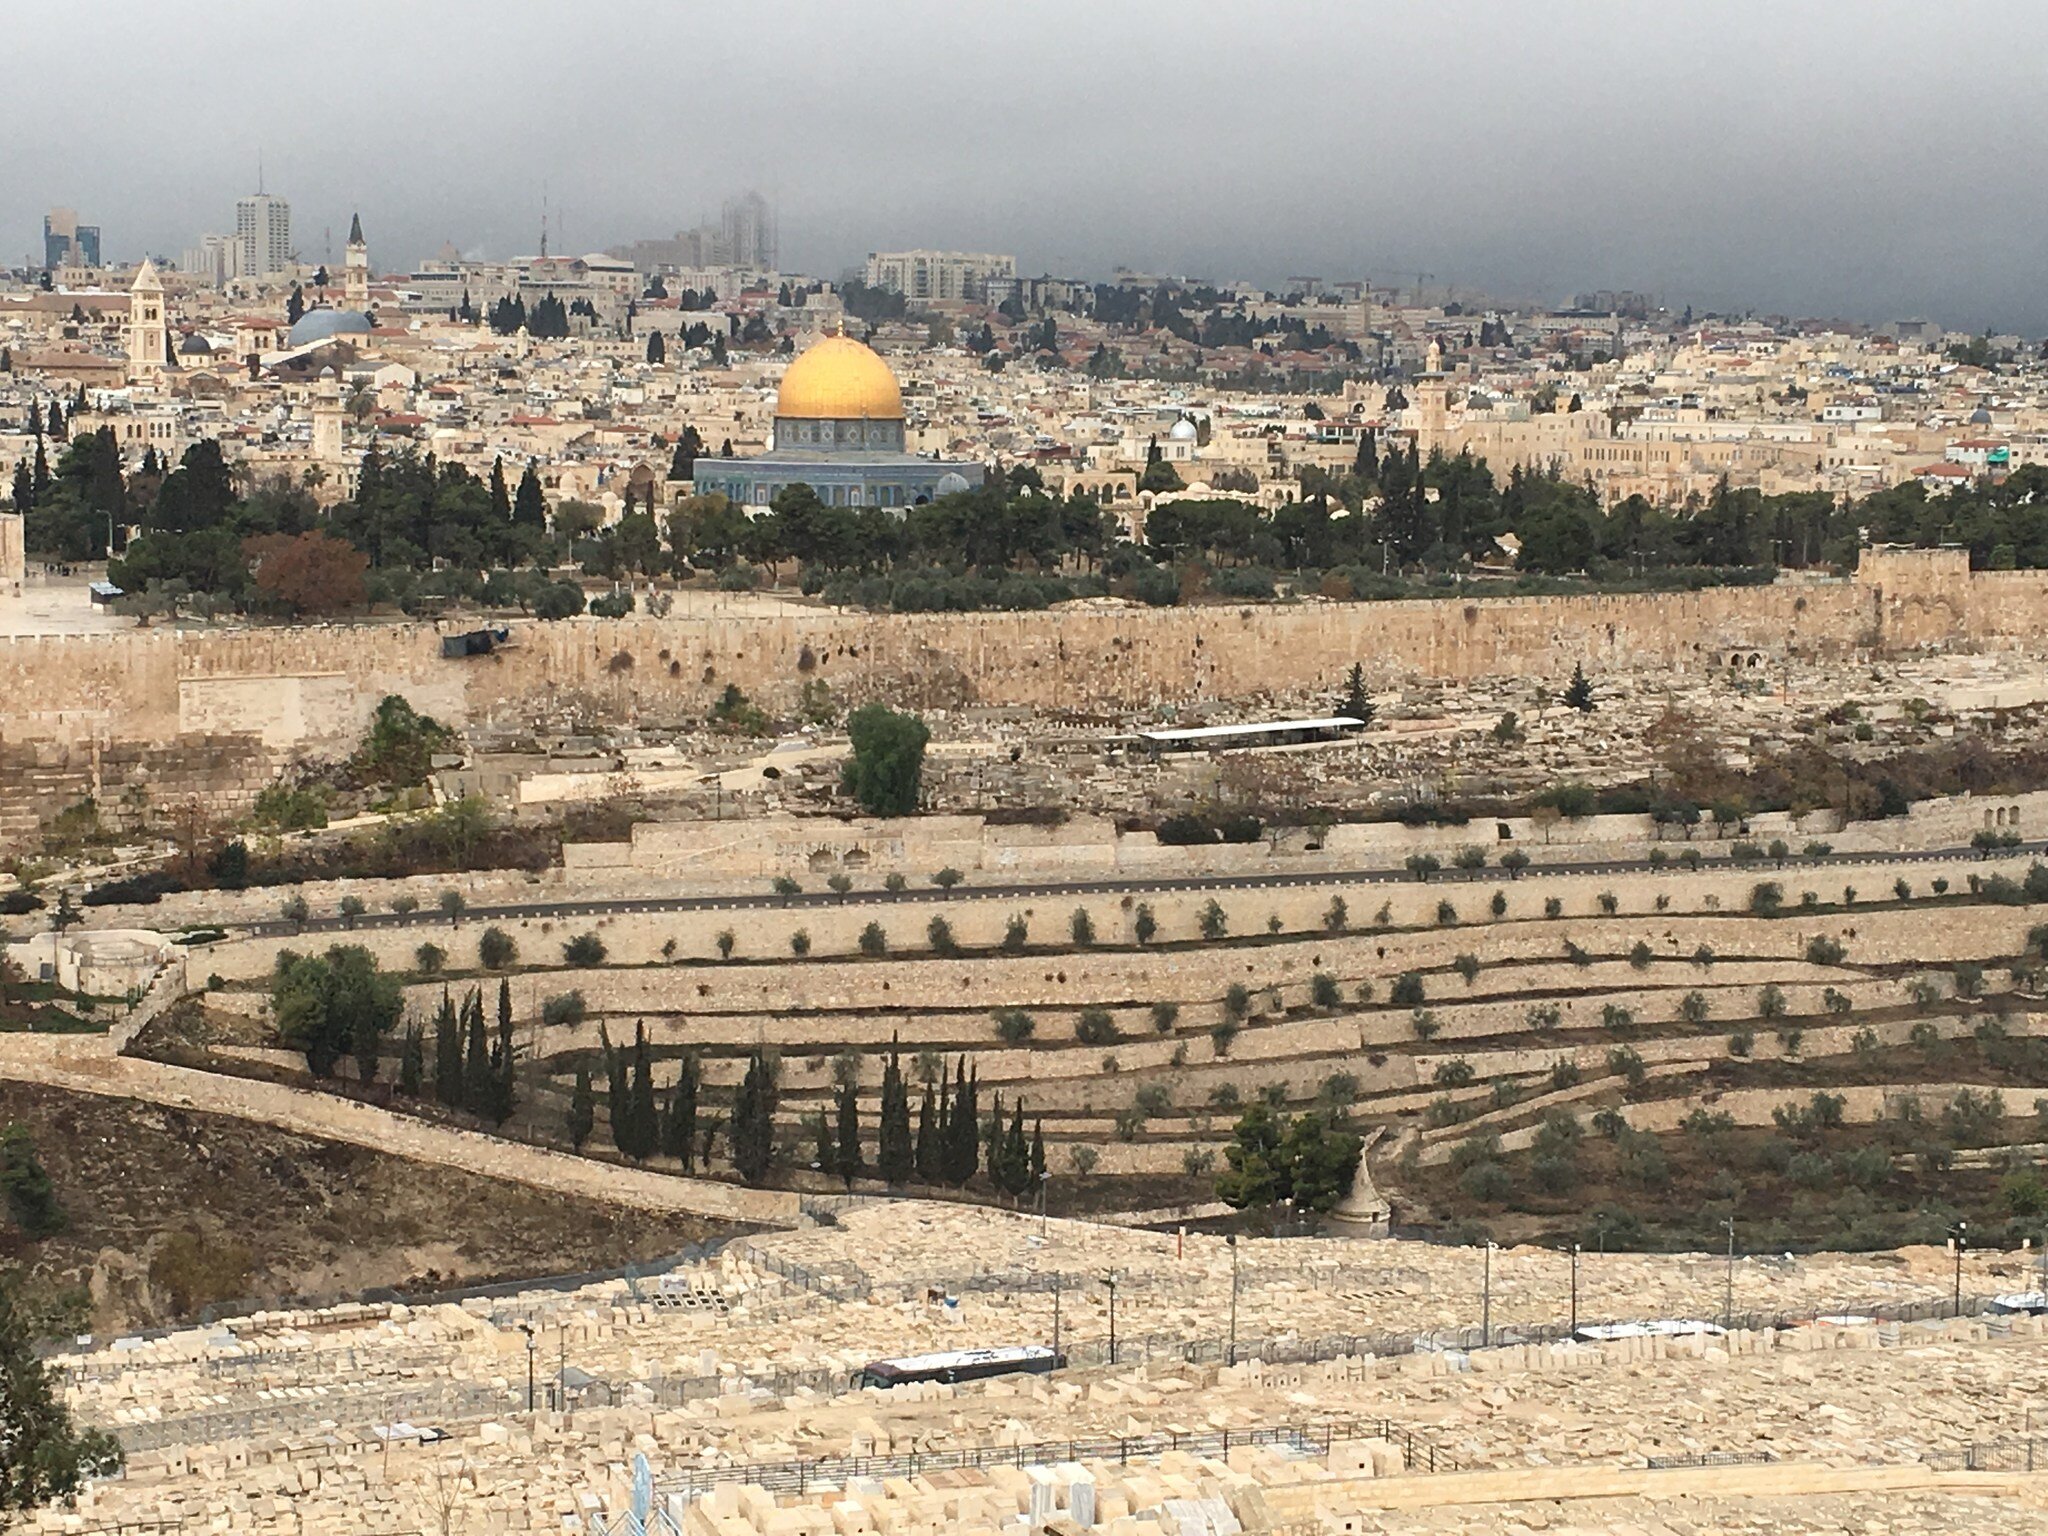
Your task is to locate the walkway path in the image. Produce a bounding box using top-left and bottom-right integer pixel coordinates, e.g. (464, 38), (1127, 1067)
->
(0, 1032), (797, 1227)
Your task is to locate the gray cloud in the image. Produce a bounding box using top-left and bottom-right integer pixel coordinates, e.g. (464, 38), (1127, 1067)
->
(8, 0), (2044, 331)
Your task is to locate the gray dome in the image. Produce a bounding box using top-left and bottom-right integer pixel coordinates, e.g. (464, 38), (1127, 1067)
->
(935, 471), (971, 497)
(1970, 407), (1993, 424)
(287, 307), (374, 346)
(178, 333), (213, 356)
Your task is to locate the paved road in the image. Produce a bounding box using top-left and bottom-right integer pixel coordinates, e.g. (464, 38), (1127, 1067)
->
(234, 838), (2048, 941)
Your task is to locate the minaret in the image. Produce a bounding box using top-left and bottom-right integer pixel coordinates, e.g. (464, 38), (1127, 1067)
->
(311, 370), (344, 463)
(127, 258), (167, 381)
(344, 213), (369, 310)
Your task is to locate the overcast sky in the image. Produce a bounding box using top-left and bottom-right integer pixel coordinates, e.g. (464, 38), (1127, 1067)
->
(10, 0), (2046, 332)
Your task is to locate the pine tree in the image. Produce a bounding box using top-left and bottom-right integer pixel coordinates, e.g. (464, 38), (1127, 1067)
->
(914, 1084), (939, 1184)
(432, 990), (461, 1106)
(461, 987), (490, 1114)
(834, 1079), (862, 1186)
(398, 1023), (423, 1096)
(513, 460), (546, 528)
(876, 1043), (912, 1184)
(1338, 662), (1376, 728)
(286, 284), (305, 325)
(1563, 661), (1596, 713)
(568, 1062), (595, 1150)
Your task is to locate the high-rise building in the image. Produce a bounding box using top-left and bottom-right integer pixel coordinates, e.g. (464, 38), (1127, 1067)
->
(43, 208), (102, 270)
(235, 193), (292, 277)
(719, 192), (777, 269)
(864, 249), (1017, 304)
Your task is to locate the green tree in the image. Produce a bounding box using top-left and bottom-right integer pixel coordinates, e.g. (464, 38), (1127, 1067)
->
(1563, 662), (1595, 713)
(397, 1023), (424, 1097)
(271, 945), (401, 1081)
(663, 1054), (700, 1168)
(731, 1051), (777, 1185)
(914, 1083), (940, 1184)
(0, 1275), (122, 1509)
(834, 1078), (863, 1185)
(842, 703), (929, 815)
(461, 987), (491, 1112)
(1215, 1103), (1289, 1209)
(0, 1125), (65, 1238)
(432, 989), (461, 1106)
(877, 1043), (913, 1184)
(1338, 662), (1376, 727)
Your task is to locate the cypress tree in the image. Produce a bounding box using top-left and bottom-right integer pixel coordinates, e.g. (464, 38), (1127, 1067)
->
(984, 1091), (1004, 1188)
(9, 458), (32, 513)
(491, 977), (516, 1123)
(914, 1084), (939, 1184)
(1031, 1117), (1046, 1187)
(432, 989), (461, 1106)
(489, 457), (511, 524)
(946, 1061), (980, 1186)
(628, 1023), (656, 1160)
(398, 1023), (423, 1096)
(812, 1111), (834, 1176)
(1000, 1101), (1030, 1199)
(513, 460), (546, 528)
(731, 1051), (774, 1185)
(568, 1062), (594, 1150)
(461, 988), (490, 1114)
(877, 1043), (912, 1184)
(835, 1079), (862, 1186)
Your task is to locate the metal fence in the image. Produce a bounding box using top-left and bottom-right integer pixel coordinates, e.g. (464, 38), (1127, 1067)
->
(109, 1379), (520, 1453)
(1924, 1437), (2048, 1472)
(652, 1418), (1456, 1498)
(1646, 1449), (1779, 1470)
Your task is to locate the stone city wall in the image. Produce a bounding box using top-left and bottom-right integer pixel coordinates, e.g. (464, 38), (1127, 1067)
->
(0, 551), (2037, 773)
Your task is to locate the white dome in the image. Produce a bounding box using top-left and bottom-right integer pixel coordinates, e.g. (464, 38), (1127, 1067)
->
(1168, 416), (1199, 441)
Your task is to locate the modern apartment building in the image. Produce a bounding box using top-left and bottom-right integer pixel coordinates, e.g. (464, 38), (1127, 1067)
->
(863, 249), (1017, 303)
(235, 193), (292, 277)
(43, 208), (102, 270)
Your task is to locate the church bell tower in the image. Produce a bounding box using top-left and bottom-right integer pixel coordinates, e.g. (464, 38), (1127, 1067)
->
(127, 258), (168, 381)
(344, 213), (369, 310)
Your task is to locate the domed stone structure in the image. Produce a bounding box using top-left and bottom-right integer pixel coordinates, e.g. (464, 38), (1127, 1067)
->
(692, 330), (984, 512)
(287, 307), (373, 347)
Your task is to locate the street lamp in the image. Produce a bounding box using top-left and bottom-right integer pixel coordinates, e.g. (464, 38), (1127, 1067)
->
(1039, 1170), (1050, 1239)
(1949, 1221), (1968, 1318)
(1227, 1235), (1240, 1367)
(1568, 1241), (1580, 1337)
(519, 1322), (536, 1412)
(1102, 1273), (1119, 1367)
(1051, 1274), (1062, 1365)
(1723, 1218), (1736, 1331)
(1481, 1241), (1496, 1348)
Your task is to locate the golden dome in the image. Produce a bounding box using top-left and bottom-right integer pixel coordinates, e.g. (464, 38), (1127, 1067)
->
(775, 333), (904, 420)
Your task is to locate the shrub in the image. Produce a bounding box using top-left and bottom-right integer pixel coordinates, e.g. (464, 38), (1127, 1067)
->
(1591, 1105), (1628, 1140)
(1489, 1078), (1525, 1112)
(1434, 1058), (1476, 1087)
(1543, 897), (1563, 919)
(1210, 1018), (1240, 1055)
(1728, 1029), (1755, 1057)
(1597, 891), (1619, 915)
(1182, 1149), (1215, 1177)
(1069, 908), (1096, 946)
(789, 929), (811, 956)
(1648, 847), (1668, 871)
(1757, 983), (1787, 1020)
(1748, 881), (1783, 916)
(1549, 1058), (1583, 1092)
(1390, 972), (1425, 1007)
(1606, 1046), (1646, 1086)
(1679, 990), (1711, 1026)
(926, 916), (959, 956)
(994, 1009), (1035, 1044)
(1323, 895), (1348, 933)
(1678, 848), (1702, 870)
(1804, 841), (1833, 858)
(1460, 1161), (1513, 1202)
(1616, 1130), (1670, 1189)
(1526, 1002), (1562, 1030)
(1894, 878), (1913, 902)
(1132, 904), (1156, 944)
(932, 867), (963, 889)
(1501, 849), (1530, 877)
(716, 928), (736, 958)
(859, 922), (888, 956)
(771, 876), (801, 896)
(1776, 1026), (1804, 1056)
(1151, 1001), (1180, 1032)
(541, 990), (587, 1028)
(1454, 845), (1487, 870)
(1628, 940), (1653, 970)
(1601, 1003), (1634, 1033)
(1319, 1072), (1360, 1107)
(1954, 961), (1984, 999)
(1452, 953), (1480, 984)
(1410, 1010), (1441, 1040)
(1693, 943), (1716, 968)
(1805, 935), (1846, 965)
(562, 932), (607, 966)
(1434, 898), (1459, 926)
(471, 925), (516, 974)
(281, 894), (310, 926)
(1490, 891), (1508, 918)
(826, 873), (854, 897)
(1425, 1096), (1469, 1129)
(1850, 1026), (1880, 1064)
(1075, 1008), (1119, 1045)
(1563, 940), (1591, 967)
(1267, 912), (1284, 934)
(883, 872), (908, 893)
(1730, 841), (1764, 866)
(1405, 852), (1442, 881)
(1197, 900), (1228, 941)
(1210, 1082), (1242, 1109)
(1311, 972), (1343, 1009)
(414, 942), (446, 974)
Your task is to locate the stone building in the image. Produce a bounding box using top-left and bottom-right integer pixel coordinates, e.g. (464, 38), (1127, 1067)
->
(691, 331), (986, 511)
